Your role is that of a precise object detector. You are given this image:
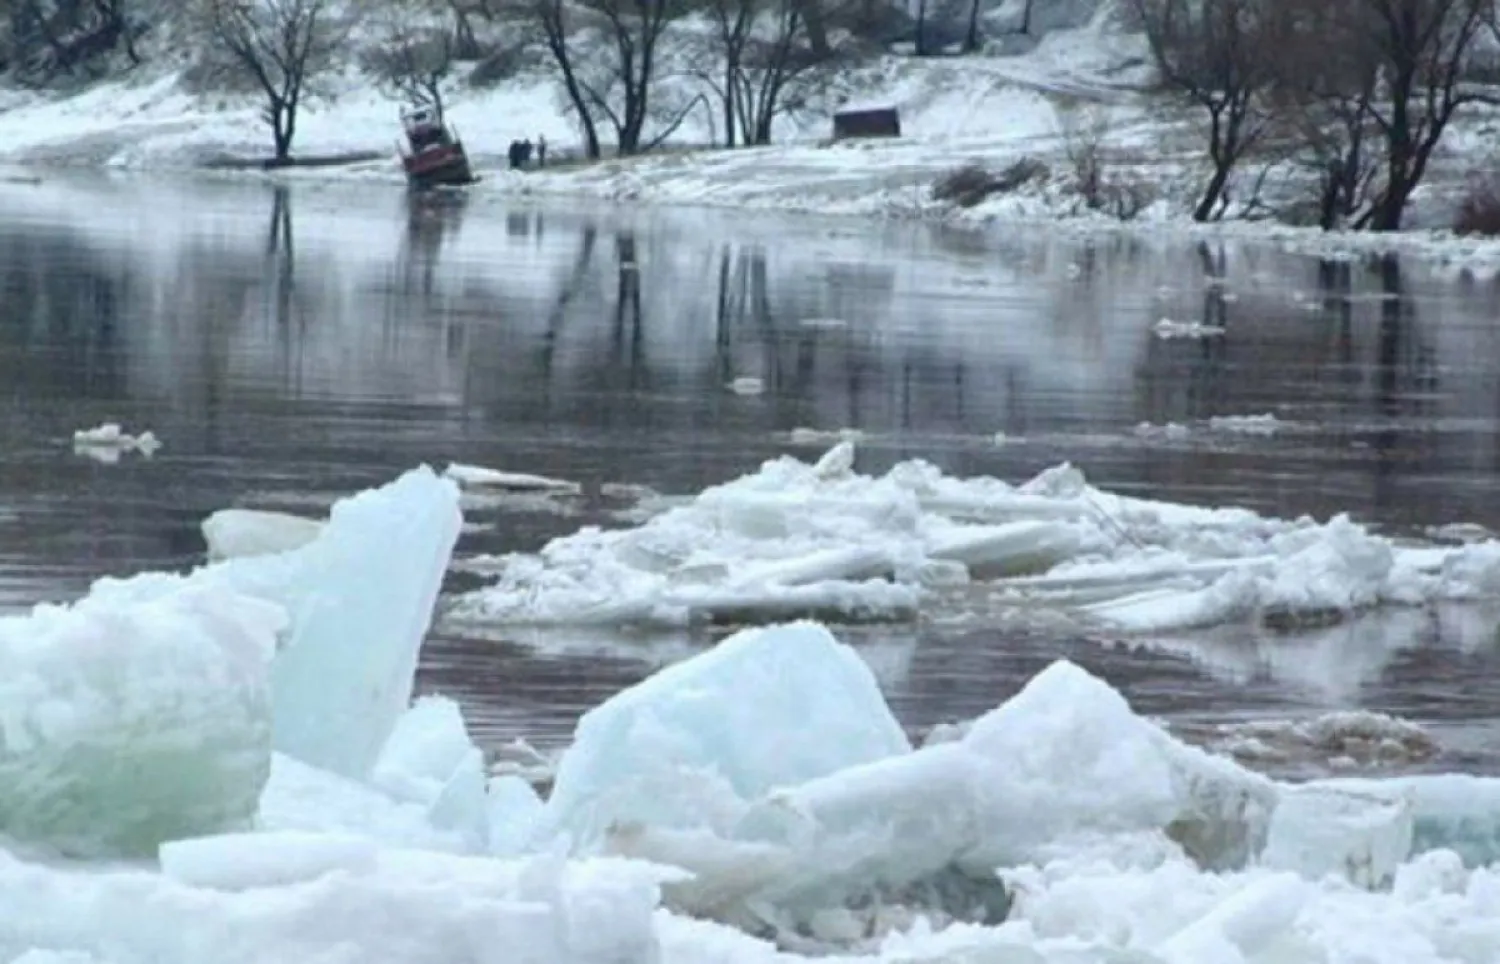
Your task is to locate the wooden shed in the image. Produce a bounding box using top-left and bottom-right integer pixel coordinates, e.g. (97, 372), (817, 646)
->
(831, 107), (902, 141)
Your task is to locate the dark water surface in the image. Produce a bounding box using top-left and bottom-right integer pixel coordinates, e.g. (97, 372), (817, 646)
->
(5, 174), (1500, 776)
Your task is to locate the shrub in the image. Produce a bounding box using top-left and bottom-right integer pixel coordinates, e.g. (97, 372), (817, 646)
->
(931, 157), (1048, 208)
(1454, 175), (1500, 237)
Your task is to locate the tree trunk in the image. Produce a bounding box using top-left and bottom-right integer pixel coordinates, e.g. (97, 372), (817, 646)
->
(965, 0), (982, 51)
(798, 0), (829, 56)
(1193, 159), (1232, 222)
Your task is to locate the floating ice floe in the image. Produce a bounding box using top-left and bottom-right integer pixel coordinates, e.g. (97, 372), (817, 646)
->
(1134, 421), (1192, 441)
(1193, 710), (1439, 772)
(201, 508), (325, 561)
(788, 427), (865, 446)
(1152, 318), (1226, 339)
(728, 377), (766, 396)
(448, 441), (1500, 636)
(1208, 412), (1288, 436)
(70, 422), (160, 462)
(442, 462), (582, 494)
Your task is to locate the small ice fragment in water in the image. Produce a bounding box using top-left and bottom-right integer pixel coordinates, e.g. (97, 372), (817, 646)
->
(1134, 421), (1191, 440)
(1153, 318), (1226, 339)
(789, 427), (864, 445)
(1207, 413), (1285, 436)
(71, 422), (161, 460)
(728, 377), (765, 395)
(442, 463), (581, 494)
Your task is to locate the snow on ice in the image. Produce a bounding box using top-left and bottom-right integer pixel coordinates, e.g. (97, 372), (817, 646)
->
(448, 441), (1500, 638)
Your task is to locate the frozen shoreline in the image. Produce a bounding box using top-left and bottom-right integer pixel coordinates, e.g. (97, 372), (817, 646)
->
(3, 48), (1500, 274)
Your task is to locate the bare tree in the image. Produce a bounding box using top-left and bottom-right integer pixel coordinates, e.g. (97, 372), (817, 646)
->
(3, 0), (144, 83)
(1268, 0), (1382, 229)
(697, 0), (842, 146)
(1355, 0), (1491, 231)
(199, 0), (348, 163)
(532, 0), (692, 157)
(1129, 0), (1284, 221)
(532, 0), (603, 158)
(363, 5), (457, 121)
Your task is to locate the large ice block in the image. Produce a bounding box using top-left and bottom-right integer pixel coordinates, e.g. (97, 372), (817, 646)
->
(0, 584), (284, 858)
(1260, 783), (1413, 888)
(729, 660), (1276, 916)
(544, 621), (911, 850)
(264, 467), (462, 778)
(88, 467), (463, 780)
(962, 660), (1277, 870)
(1313, 773), (1500, 868)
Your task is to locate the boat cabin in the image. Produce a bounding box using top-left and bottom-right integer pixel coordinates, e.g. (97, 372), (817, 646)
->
(402, 106), (450, 153)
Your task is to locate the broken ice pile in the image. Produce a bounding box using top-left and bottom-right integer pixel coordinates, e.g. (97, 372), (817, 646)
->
(541, 622), (1285, 941)
(448, 441), (1500, 636)
(0, 466), (462, 857)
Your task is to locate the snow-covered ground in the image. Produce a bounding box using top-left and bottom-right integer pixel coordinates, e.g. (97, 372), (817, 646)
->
(4, 10), (1500, 272)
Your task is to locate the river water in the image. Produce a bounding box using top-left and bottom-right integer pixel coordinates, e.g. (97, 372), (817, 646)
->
(4, 173), (1500, 776)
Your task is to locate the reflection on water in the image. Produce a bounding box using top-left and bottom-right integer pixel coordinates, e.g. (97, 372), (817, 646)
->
(3, 176), (1500, 770)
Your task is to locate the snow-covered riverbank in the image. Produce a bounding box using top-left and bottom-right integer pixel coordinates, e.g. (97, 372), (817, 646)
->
(3, 18), (1500, 275)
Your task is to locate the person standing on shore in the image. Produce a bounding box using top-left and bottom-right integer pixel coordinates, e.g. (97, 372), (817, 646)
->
(537, 134), (547, 168)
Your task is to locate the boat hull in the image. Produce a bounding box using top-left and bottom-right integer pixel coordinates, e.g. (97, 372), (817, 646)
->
(402, 141), (476, 189)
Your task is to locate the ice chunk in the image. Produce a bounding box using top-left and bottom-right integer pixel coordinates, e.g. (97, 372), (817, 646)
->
(544, 621), (911, 850)
(1260, 784), (1413, 889)
(734, 742), (984, 908)
(372, 696), (488, 850)
(731, 660), (1275, 915)
(442, 463), (581, 494)
(488, 775), (545, 857)
(1314, 773), (1500, 868)
(80, 467), (463, 781)
(257, 753), (470, 852)
(159, 831), (378, 891)
(71, 423), (160, 462)
(928, 521), (1086, 579)
(0, 584), (283, 858)
(263, 467), (462, 778)
(962, 661), (1276, 870)
(201, 508), (325, 561)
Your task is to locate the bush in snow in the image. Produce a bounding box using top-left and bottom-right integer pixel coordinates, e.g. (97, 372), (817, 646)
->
(931, 157), (1048, 207)
(1454, 173), (1500, 237)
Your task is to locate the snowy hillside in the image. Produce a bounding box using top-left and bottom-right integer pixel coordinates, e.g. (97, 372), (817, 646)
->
(0, 0), (1497, 246)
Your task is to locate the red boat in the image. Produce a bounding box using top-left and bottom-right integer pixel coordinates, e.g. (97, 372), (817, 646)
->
(399, 105), (477, 189)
